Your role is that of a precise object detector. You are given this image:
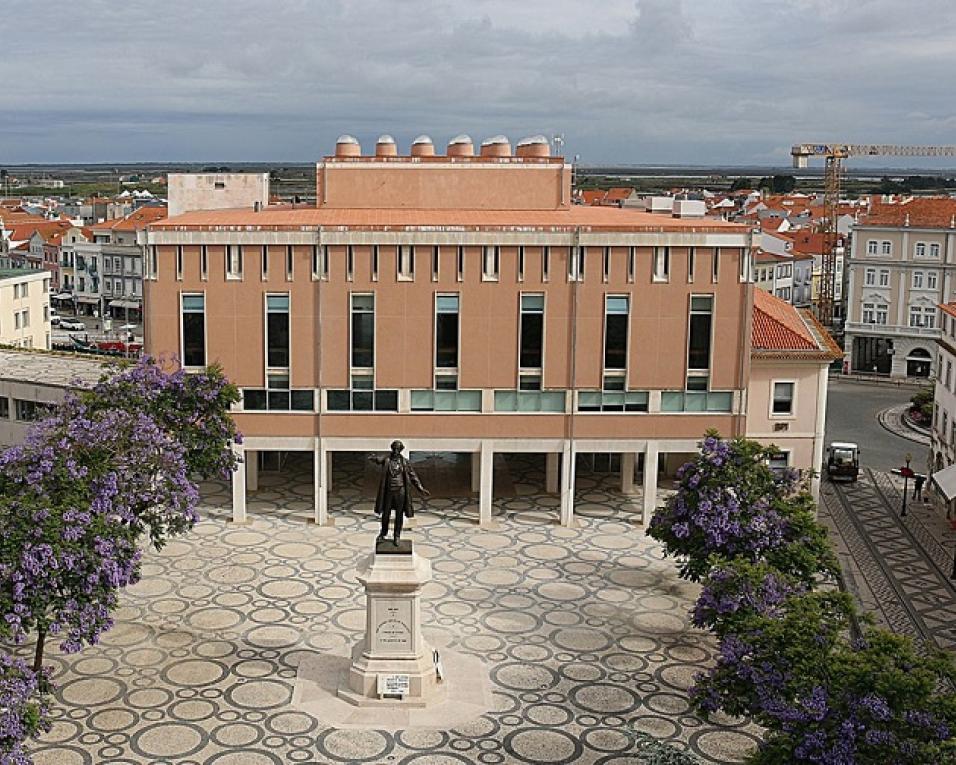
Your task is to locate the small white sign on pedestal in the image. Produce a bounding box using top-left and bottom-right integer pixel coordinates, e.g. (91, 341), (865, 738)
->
(377, 673), (410, 698)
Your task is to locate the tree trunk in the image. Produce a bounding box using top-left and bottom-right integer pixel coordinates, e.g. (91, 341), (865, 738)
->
(33, 629), (46, 673)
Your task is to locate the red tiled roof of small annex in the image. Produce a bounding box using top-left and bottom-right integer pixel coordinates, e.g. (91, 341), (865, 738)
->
(752, 289), (818, 353)
(862, 197), (956, 228)
(152, 206), (747, 234)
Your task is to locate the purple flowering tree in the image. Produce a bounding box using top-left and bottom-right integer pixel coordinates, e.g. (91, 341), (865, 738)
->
(647, 434), (837, 584)
(693, 593), (956, 764)
(0, 357), (240, 761)
(0, 655), (52, 765)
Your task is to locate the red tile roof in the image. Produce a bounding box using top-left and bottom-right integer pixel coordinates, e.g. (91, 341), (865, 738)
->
(939, 302), (956, 320)
(751, 289), (840, 361)
(93, 206), (168, 232)
(862, 197), (956, 228)
(7, 220), (72, 242)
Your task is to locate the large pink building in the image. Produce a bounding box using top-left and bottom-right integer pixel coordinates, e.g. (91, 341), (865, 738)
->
(145, 134), (759, 525)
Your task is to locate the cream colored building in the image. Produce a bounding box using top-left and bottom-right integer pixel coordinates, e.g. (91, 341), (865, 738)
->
(0, 269), (51, 350)
(845, 198), (956, 378)
(747, 289), (840, 500)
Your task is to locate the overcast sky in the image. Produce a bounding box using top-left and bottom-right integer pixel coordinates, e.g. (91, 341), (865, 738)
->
(4, 0), (956, 166)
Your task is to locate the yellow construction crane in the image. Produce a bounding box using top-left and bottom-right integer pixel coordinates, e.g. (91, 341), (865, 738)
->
(790, 143), (956, 326)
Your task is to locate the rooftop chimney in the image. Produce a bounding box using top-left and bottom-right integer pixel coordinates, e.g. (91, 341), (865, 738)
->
(515, 135), (550, 158)
(375, 134), (397, 157)
(335, 134), (361, 157)
(480, 135), (511, 158)
(410, 135), (435, 157)
(447, 134), (474, 157)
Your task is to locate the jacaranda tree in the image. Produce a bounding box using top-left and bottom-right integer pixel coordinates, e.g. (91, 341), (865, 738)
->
(648, 434), (956, 764)
(0, 357), (240, 762)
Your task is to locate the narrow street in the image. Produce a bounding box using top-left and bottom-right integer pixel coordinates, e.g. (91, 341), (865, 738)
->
(818, 378), (956, 652)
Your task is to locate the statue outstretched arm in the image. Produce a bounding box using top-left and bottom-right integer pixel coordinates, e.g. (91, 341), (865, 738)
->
(406, 463), (430, 496)
(367, 453), (386, 465)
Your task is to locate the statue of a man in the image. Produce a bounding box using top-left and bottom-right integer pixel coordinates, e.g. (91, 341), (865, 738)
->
(368, 440), (430, 545)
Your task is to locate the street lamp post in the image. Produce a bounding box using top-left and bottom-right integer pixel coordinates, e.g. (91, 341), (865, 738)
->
(901, 453), (912, 518)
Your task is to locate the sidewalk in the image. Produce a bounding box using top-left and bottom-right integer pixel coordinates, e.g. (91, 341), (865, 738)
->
(878, 403), (930, 446)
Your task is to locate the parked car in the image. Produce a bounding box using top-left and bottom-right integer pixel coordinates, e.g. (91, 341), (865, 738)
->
(826, 442), (860, 482)
(59, 318), (86, 332)
(50, 311), (61, 326)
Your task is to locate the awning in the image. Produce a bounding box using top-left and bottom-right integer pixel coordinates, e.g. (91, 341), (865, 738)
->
(74, 296), (99, 304)
(109, 299), (141, 310)
(930, 464), (956, 501)
(52, 292), (73, 300)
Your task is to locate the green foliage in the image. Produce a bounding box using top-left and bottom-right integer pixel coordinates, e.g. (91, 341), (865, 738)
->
(758, 175), (797, 193)
(729, 177), (753, 191)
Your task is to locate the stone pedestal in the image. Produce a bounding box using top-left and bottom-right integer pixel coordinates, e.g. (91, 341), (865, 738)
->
(338, 548), (443, 707)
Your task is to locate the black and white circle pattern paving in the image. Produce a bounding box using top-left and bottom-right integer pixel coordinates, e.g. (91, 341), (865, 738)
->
(27, 453), (760, 763)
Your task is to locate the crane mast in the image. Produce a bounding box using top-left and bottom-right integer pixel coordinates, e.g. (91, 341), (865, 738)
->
(790, 143), (956, 327)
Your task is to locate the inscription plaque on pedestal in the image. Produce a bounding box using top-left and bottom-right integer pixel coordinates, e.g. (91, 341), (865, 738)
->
(373, 599), (412, 653)
(377, 674), (411, 697)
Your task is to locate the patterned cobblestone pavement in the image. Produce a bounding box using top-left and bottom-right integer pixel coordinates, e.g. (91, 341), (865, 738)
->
(820, 469), (956, 651)
(28, 454), (762, 765)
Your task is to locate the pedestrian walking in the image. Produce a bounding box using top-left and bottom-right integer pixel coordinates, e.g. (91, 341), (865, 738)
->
(913, 474), (926, 502)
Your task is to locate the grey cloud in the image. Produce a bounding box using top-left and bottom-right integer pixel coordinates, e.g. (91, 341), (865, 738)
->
(2, 0), (955, 165)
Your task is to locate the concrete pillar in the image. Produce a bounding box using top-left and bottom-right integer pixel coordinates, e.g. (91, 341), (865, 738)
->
(642, 443), (659, 526)
(314, 441), (329, 526)
(471, 451), (481, 494)
(245, 449), (259, 492)
(545, 452), (559, 494)
(326, 451), (333, 493)
(620, 452), (635, 494)
(560, 442), (575, 527)
(810, 366), (829, 505)
(479, 441), (494, 526)
(231, 445), (247, 524)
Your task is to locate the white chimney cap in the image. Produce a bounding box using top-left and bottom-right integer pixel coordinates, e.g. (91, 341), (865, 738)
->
(376, 134), (396, 144)
(481, 134), (510, 146)
(517, 134), (549, 146)
(336, 134), (359, 145)
(412, 135), (433, 145)
(449, 134), (473, 145)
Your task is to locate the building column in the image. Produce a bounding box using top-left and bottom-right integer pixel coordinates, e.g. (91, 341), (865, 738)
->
(326, 451), (333, 493)
(545, 452), (559, 494)
(560, 442), (576, 527)
(642, 443), (659, 526)
(471, 451), (481, 494)
(810, 365), (829, 505)
(231, 445), (247, 524)
(245, 450), (258, 492)
(479, 441), (494, 526)
(620, 452), (635, 494)
(314, 440), (329, 526)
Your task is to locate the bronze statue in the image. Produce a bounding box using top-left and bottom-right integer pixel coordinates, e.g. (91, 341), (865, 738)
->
(368, 440), (430, 546)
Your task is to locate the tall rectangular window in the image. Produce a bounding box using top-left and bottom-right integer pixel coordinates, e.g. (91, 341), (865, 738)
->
(627, 247), (635, 283)
(482, 246), (500, 281)
(312, 245), (329, 280)
(688, 295), (714, 377)
(226, 245), (243, 279)
(542, 246), (550, 282)
(569, 247), (585, 282)
(285, 246), (294, 280)
(351, 294), (374, 369)
(175, 246), (183, 280)
(372, 245), (379, 281)
(517, 246), (525, 283)
(266, 294), (290, 369)
(456, 246), (464, 282)
(653, 247), (670, 281)
(431, 246), (439, 282)
(520, 294), (544, 369)
(712, 248), (720, 282)
(602, 247), (611, 283)
(181, 294), (205, 368)
(436, 294), (460, 369)
(604, 296), (629, 371)
(398, 245), (414, 280)
(261, 245), (269, 280)
(346, 245), (355, 282)
(687, 247), (696, 283)
(200, 246), (208, 280)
